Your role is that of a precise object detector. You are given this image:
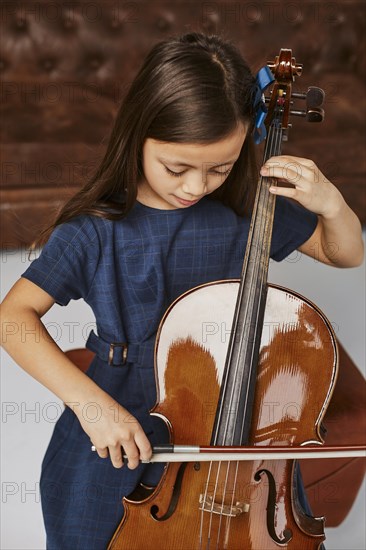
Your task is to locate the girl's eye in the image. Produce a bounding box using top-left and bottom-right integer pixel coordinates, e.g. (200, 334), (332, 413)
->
(164, 166), (232, 178)
(217, 168), (232, 177)
(165, 167), (184, 177)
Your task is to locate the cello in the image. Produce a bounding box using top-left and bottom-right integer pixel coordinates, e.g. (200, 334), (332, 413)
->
(108, 49), (340, 549)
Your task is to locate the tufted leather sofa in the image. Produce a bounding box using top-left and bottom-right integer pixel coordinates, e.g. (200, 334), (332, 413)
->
(1, 0), (365, 247)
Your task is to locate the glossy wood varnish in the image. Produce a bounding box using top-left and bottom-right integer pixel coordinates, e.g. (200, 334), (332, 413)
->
(109, 281), (337, 550)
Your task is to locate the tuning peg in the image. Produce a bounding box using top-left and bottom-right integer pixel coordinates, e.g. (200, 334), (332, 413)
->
(289, 109), (306, 117)
(306, 87), (325, 108)
(289, 106), (325, 122)
(291, 87), (325, 108)
(291, 92), (307, 100)
(307, 107), (325, 122)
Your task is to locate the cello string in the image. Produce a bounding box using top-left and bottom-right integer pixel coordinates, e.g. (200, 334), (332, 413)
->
(224, 122), (281, 543)
(210, 119), (272, 443)
(236, 119), (282, 446)
(219, 116), (279, 448)
(222, 119), (282, 544)
(205, 144), (273, 547)
(199, 460), (226, 548)
(199, 459), (215, 549)
(212, 119), (281, 548)
(218, 123), (277, 536)
(205, 99), (282, 548)
(222, 460), (240, 549)
(215, 460), (233, 549)
(214, 92), (282, 446)
(234, 116), (282, 445)
(224, 124), (282, 550)
(206, 460), (225, 548)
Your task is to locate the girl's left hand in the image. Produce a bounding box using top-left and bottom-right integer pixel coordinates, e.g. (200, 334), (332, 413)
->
(260, 155), (343, 219)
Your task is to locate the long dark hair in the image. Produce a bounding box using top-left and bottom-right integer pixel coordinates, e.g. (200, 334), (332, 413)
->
(35, 32), (259, 246)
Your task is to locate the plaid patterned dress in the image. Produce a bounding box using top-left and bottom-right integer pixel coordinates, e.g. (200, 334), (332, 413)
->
(22, 196), (318, 549)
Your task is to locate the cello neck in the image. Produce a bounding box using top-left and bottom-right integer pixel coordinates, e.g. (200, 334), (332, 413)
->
(211, 121), (283, 447)
(241, 119), (283, 296)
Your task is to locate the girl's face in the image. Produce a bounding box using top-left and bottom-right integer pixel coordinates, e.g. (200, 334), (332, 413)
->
(137, 123), (248, 210)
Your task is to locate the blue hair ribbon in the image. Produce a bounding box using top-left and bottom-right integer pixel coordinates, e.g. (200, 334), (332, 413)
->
(253, 65), (275, 144)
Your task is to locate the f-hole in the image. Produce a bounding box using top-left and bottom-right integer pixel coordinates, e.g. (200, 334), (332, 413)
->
(150, 463), (188, 521)
(254, 468), (293, 544)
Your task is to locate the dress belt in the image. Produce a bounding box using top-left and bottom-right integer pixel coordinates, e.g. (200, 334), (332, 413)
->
(85, 329), (155, 367)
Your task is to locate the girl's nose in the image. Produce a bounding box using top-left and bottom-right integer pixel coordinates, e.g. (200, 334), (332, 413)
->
(181, 172), (207, 197)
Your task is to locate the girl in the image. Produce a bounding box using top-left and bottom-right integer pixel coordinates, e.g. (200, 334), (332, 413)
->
(1, 32), (363, 549)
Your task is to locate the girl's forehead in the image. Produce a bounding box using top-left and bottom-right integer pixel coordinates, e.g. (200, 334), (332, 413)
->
(144, 124), (248, 165)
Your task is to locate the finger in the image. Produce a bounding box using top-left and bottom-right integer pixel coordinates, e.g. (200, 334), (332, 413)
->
(261, 163), (314, 188)
(108, 444), (124, 469)
(264, 155), (314, 167)
(134, 432), (153, 462)
(121, 440), (141, 470)
(95, 447), (109, 459)
(274, 178), (294, 187)
(268, 185), (302, 201)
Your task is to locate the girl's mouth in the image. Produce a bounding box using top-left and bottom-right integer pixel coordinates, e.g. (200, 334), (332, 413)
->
(174, 196), (200, 207)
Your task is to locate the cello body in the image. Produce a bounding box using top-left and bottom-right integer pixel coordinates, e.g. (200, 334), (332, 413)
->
(109, 281), (337, 550)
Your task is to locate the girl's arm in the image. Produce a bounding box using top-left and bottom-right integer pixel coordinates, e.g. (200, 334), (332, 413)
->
(260, 155), (364, 267)
(0, 277), (152, 469)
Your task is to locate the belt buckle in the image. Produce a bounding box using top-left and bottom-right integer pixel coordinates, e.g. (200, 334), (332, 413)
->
(108, 342), (128, 366)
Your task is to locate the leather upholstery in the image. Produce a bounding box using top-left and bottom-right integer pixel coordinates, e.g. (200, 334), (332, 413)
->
(1, 1), (365, 246)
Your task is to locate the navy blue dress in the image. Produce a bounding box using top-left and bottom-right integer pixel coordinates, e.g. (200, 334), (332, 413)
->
(22, 197), (318, 549)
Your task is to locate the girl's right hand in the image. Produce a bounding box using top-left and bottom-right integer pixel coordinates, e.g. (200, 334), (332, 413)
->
(73, 395), (152, 469)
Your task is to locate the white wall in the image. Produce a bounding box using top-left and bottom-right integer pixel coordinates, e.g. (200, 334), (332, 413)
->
(1, 235), (365, 550)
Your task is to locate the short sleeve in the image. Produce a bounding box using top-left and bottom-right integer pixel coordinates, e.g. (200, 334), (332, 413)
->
(270, 196), (318, 262)
(21, 216), (100, 306)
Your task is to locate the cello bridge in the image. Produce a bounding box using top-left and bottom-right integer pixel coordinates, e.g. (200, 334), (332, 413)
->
(199, 494), (250, 517)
